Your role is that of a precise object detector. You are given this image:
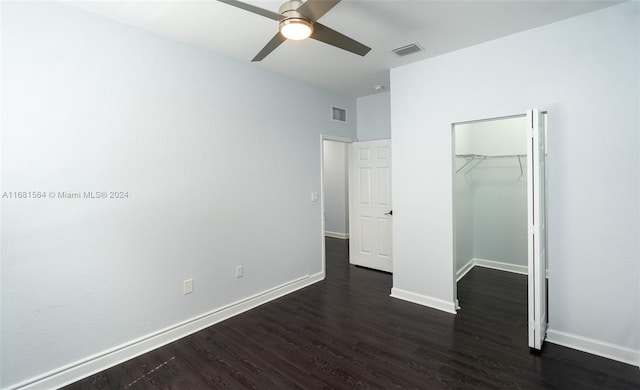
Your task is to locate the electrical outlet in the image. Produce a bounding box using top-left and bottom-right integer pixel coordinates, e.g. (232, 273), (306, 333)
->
(184, 279), (193, 294)
(235, 265), (243, 278)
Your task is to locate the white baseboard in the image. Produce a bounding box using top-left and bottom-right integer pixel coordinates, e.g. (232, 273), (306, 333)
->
(456, 259), (475, 281)
(11, 272), (325, 390)
(390, 288), (457, 314)
(456, 258), (551, 280)
(325, 231), (349, 239)
(474, 258), (528, 275)
(456, 258), (528, 281)
(547, 328), (640, 368)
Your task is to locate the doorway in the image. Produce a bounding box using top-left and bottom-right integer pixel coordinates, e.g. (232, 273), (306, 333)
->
(452, 111), (547, 350)
(320, 136), (394, 275)
(321, 136), (352, 275)
(322, 139), (350, 240)
(453, 115), (529, 279)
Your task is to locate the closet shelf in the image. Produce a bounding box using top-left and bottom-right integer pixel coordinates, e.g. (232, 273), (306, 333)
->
(455, 154), (526, 174)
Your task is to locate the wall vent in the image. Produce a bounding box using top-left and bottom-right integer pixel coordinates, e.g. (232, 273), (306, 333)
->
(392, 42), (423, 57)
(332, 106), (347, 123)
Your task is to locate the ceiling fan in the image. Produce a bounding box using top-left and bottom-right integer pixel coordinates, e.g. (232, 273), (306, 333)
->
(218, 0), (371, 62)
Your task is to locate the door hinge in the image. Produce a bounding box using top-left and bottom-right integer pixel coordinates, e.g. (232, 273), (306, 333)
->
(530, 320), (538, 331)
(529, 225), (537, 235)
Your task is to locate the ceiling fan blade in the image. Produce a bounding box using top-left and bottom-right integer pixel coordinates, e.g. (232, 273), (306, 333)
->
(311, 23), (371, 57)
(252, 33), (287, 62)
(296, 0), (340, 21)
(217, 0), (281, 21)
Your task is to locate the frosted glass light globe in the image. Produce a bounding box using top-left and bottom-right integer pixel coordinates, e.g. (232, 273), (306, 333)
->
(280, 19), (313, 40)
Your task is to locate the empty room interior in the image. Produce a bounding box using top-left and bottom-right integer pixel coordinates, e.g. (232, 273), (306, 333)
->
(1, 1), (639, 389)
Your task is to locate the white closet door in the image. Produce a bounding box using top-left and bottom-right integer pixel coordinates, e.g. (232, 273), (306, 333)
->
(349, 139), (392, 272)
(527, 109), (547, 350)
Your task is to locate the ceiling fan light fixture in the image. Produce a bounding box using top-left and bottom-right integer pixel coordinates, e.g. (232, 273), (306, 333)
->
(279, 18), (313, 40)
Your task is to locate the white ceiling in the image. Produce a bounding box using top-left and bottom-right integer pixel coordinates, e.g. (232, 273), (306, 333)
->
(65, 0), (621, 97)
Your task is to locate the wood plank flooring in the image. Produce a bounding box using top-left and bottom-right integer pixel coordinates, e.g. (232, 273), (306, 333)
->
(64, 238), (640, 389)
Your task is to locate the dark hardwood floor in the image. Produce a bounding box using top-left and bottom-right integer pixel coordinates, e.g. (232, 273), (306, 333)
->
(64, 238), (640, 389)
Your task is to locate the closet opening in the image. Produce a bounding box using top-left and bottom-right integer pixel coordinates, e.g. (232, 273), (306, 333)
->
(452, 111), (548, 350)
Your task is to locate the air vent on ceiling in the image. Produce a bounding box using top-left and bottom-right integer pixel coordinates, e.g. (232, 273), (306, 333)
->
(332, 106), (347, 123)
(392, 43), (424, 57)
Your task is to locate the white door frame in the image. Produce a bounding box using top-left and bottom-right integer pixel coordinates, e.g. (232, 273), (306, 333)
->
(451, 113), (526, 306)
(320, 135), (354, 276)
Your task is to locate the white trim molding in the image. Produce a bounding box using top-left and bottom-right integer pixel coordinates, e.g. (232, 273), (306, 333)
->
(456, 259), (476, 281)
(390, 288), (457, 314)
(474, 258), (528, 275)
(456, 258), (550, 281)
(456, 258), (529, 281)
(547, 329), (640, 368)
(11, 273), (325, 390)
(321, 134), (354, 143)
(325, 231), (349, 239)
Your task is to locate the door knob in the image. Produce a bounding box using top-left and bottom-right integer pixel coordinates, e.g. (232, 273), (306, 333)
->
(385, 210), (393, 216)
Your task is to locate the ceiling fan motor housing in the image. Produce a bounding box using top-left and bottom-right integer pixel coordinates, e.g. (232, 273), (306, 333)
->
(279, 0), (313, 39)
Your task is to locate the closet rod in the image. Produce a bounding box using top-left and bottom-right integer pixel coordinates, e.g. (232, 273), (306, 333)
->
(455, 154), (526, 174)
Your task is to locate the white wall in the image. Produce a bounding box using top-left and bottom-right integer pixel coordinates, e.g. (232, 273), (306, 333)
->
(392, 2), (639, 364)
(455, 117), (527, 156)
(472, 159), (528, 267)
(0, 2), (356, 388)
(453, 158), (474, 271)
(323, 140), (349, 237)
(455, 117), (528, 269)
(356, 91), (391, 141)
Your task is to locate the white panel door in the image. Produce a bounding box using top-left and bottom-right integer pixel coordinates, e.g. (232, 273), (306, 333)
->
(349, 139), (392, 272)
(527, 109), (547, 350)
